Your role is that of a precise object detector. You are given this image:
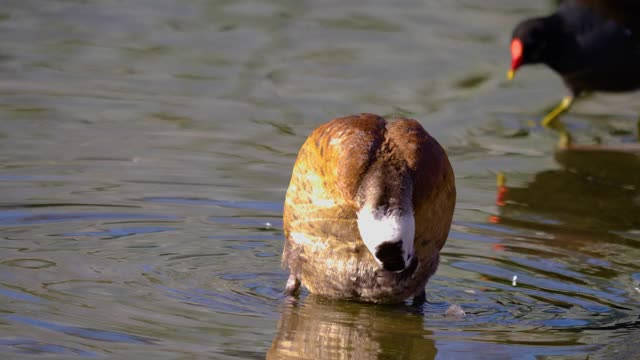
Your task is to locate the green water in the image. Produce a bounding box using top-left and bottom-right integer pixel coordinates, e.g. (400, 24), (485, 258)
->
(0, 1), (638, 359)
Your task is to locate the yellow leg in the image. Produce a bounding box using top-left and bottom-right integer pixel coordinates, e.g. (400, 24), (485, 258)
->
(541, 96), (574, 128)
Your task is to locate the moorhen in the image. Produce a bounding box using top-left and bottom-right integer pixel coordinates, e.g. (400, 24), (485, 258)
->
(508, 0), (640, 127)
(573, 0), (640, 32)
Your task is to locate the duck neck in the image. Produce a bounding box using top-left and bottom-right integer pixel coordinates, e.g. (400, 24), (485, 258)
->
(356, 167), (415, 272)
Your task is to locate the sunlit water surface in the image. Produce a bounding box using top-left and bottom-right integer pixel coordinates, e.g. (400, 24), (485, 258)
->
(0, 1), (639, 359)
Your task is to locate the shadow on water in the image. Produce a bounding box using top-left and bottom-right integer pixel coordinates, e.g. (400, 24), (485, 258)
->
(497, 144), (640, 232)
(555, 142), (640, 188)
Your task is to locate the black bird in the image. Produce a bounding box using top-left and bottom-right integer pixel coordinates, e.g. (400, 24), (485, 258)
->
(573, 0), (640, 32)
(507, 0), (640, 127)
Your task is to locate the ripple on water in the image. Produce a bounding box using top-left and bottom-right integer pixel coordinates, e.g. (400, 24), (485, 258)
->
(431, 218), (640, 345)
(0, 210), (179, 227)
(1, 258), (56, 269)
(0, 338), (98, 358)
(160, 285), (282, 318)
(61, 226), (177, 239)
(143, 197), (283, 213)
(156, 246), (284, 318)
(0, 285), (44, 303)
(43, 280), (131, 300)
(5, 315), (158, 344)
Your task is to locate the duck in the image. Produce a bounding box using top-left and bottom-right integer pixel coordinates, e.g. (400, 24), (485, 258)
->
(507, 0), (640, 127)
(281, 113), (456, 304)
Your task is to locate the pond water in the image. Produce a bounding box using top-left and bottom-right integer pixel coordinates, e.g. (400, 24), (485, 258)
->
(0, 1), (639, 359)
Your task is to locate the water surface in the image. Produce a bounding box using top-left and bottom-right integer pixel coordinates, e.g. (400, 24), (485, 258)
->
(0, 1), (639, 359)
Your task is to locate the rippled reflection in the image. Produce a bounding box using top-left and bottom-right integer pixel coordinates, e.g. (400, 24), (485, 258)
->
(268, 297), (437, 360)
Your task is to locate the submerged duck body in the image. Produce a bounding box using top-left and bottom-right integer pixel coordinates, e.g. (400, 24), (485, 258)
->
(282, 114), (455, 304)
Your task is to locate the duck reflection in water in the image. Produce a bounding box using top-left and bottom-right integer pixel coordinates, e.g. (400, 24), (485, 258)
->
(267, 296), (437, 360)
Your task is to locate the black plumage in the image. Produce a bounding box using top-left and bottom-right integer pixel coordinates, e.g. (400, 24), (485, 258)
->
(508, 0), (640, 126)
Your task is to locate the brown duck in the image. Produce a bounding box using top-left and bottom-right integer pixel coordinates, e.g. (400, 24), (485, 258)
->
(281, 113), (456, 304)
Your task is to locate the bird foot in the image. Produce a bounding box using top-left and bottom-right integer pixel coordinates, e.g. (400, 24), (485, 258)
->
(412, 288), (427, 305)
(284, 274), (301, 296)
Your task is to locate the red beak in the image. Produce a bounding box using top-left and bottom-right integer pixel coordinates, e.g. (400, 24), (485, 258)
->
(507, 38), (523, 80)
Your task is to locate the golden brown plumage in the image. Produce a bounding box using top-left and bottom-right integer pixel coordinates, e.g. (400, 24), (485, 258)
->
(282, 113), (455, 304)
